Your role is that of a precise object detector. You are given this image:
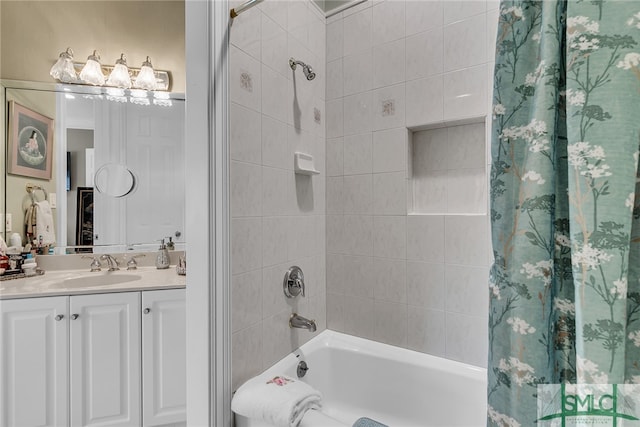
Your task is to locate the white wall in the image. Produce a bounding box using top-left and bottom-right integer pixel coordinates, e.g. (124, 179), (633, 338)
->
(324, 0), (499, 367)
(229, 0), (327, 390)
(0, 1), (185, 92)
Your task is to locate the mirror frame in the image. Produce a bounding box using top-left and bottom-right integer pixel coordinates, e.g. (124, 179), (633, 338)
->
(1, 79), (186, 253)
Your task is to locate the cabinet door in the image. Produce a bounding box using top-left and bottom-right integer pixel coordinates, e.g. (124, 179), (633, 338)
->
(70, 292), (140, 427)
(142, 289), (186, 426)
(0, 296), (68, 427)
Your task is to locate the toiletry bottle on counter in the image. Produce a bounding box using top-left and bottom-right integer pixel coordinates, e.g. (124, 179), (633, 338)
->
(176, 254), (186, 275)
(155, 239), (170, 269)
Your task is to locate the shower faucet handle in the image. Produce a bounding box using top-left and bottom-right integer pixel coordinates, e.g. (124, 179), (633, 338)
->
(283, 266), (305, 298)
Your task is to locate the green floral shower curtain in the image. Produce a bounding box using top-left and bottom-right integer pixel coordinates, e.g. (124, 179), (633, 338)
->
(489, 0), (640, 425)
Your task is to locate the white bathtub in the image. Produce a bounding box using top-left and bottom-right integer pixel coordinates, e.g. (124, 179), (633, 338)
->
(234, 330), (487, 427)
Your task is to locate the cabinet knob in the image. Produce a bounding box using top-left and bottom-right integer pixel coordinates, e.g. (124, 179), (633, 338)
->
(55, 314), (64, 321)
(71, 314), (79, 320)
(143, 308), (151, 314)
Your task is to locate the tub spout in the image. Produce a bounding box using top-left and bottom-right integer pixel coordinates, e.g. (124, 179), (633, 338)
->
(289, 313), (317, 332)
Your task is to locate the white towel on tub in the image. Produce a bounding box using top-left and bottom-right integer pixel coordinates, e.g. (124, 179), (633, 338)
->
(232, 375), (322, 427)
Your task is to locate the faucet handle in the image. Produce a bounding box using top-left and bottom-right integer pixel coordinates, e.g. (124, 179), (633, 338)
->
(81, 255), (102, 272)
(283, 266), (305, 298)
(126, 254), (146, 270)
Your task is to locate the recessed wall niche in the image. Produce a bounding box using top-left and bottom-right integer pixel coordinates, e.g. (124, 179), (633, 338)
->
(409, 120), (486, 215)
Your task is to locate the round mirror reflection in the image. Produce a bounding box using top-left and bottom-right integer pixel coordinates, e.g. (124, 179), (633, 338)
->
(94, 163), (136, 198)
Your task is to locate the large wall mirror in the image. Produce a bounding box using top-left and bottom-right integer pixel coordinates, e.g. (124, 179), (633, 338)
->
(2, 80), (185, 254)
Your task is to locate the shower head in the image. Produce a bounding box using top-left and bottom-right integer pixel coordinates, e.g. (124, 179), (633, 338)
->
(304, 66), (316, 81)
(289, 58), (316, 81)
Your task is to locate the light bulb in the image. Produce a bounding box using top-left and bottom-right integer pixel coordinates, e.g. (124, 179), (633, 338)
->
(79, 50), (105, 86)
(133, 56), (158, 90)
(49, 47), (77, 83)
(106, 53), (132, 88)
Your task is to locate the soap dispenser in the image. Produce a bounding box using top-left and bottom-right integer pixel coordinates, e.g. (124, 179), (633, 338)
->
(155, 239), (170, 269)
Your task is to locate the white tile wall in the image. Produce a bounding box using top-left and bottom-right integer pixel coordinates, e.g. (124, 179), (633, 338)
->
(372, 258), (407, 303)
(326, 19), (343, 62)
(443, 64), (488, 120)
(231, 0), (496, 383)
(405, 29), (444, 81)
(262, 14), (289, 77)
(343, 133), (372, 175)
(343, 92), (373, 135)
(343, 51), (373, 96)
(325, 0), (494, 369)
(343, 8), (372, 57)
(406, 76), (444, 126)
(443, 0), (486, 25)
(372, 0), (405, 46)
(372, 128), (408, 173)
(373, 172), (406, 215)
(231, 0), (327, 391)
(443, 14), (486, 72)
(406, 215), (445, 263)
(262, 115), (289, 169)
(373, 301), (408, 347)
(326, 137), (344, 176)
(326, 59), (344, 100)
(373, 215), (406, 258)
(373, 39), (406, 89)
(405, 0), (443, 36)
(406, 261), (445, 310)
(230, 45), (262, 112)
(343, 175), (373, 214)
(407, 307), (445, 355)
(231, 161), (263, 217)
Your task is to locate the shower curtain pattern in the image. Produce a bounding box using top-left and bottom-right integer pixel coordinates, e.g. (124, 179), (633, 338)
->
(489, 1), (640, 425)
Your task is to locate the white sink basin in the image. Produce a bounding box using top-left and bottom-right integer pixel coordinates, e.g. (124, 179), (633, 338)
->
(56, 273), (141, 288)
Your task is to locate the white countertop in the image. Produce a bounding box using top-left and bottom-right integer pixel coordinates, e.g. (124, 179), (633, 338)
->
(0, 266), (186, 300)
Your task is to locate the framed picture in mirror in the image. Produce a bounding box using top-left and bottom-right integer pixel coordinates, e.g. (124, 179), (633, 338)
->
(76, 187), (94, 251)
(7, 101), (54, 180)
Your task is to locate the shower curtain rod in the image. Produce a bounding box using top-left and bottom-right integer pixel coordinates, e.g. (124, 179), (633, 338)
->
(230, 0), (263, 18)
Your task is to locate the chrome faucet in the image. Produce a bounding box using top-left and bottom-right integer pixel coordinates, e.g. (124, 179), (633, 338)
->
(100, 254), (120, 271)
(289, 313), (317, 332)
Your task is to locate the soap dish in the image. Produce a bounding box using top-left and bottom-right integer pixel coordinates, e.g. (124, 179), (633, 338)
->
(294, 152), (320, 175)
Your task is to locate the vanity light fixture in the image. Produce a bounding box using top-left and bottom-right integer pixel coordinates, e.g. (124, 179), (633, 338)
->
(133, 56), (158, 91)
(49, 47), (77, 83)
(79, 50), (106, 86)
(106, 53), (132, 88)
(50, 49), (171, 91)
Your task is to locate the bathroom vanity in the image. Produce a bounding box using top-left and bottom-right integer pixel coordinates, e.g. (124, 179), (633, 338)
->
(0, 77), (188, 427)
(0, 263), (186, 427)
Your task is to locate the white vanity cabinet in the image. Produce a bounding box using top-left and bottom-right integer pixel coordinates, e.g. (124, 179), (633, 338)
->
(0, 296), (69, 427)
(142, 289), (186, 426)
(70, 292), (141, 427)
(0, 288), (186, 427)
